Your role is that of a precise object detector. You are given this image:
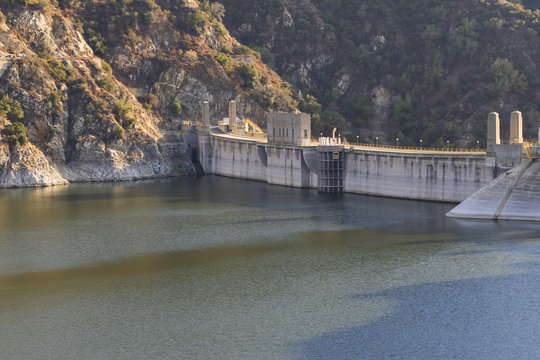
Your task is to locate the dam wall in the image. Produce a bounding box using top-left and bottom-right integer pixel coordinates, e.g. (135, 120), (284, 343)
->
(343, 150), (489, 202)
(265, 145), (315, 188)
(198, 132), (318, 188)
(197, 132), (490, 202)
(198, 134), (267, 182)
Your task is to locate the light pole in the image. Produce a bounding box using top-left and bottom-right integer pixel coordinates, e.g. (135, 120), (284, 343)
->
(476, 140), (479, 150)
(356, 135), (359, 144)
(396, 138), (399, 147)
(446, 140), (449, 149)
(375, 136), (378, 146)
(420, 139), (423, 149)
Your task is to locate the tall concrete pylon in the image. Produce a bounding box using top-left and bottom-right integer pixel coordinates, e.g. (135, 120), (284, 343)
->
(229, 100), (237, 133)
(509, 110), (523, 144)
(202, 101), (210, 133)
(487, 112), (500, 156)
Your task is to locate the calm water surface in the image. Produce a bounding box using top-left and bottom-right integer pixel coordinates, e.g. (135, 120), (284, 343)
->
(0, 176), (539, 359)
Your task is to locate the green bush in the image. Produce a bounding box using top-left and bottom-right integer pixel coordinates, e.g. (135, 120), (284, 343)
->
(3, 122), (28, 145)
(45, 90), (65, 116)
(140, 94), (159, 110)
(234, 64), (260, 89)
(0, 94), (24, 121)
(300, 94), (322, 115)
(342, 94), (373, 127)
(46, 59), (68, 83)
(213, 20), (227, 36)
(113, 99), (132, 118)
(489, 57), (528, 95)
(97, 76), (115, 92)
(170, 100), (182, 117)
(184, 9), (209, 34)
(215, 52), (229, 65)
(101, 59), (113, 74)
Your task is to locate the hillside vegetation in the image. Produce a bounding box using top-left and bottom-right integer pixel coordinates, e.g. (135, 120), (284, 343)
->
(221, 0), (540, 147)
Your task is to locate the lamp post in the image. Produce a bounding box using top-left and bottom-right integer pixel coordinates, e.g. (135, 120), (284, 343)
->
(446, 140), (449, 149)
(420, 139), (423, 149)
(476, 140), (479, 150)
(396, 138), (399, 147)
(356, 135), (359, 144)
(375, 136), (378, 146)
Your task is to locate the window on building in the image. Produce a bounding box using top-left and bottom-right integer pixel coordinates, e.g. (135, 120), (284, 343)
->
(286, 129), (289, 137)
(292, 129), (295, 140)
(304, 129), (308, 138)
(273, 127), (275, 137)
(279, 128), (281, 137)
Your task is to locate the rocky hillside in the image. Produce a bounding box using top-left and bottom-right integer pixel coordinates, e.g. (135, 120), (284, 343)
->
(0, 0), (296, 187)
(221, 0), (540, 147)
(2, 0), (539, 188)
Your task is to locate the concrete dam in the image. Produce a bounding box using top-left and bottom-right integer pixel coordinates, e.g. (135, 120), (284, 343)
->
(188, 101), (540, 221)
(190, 101), (499, 204)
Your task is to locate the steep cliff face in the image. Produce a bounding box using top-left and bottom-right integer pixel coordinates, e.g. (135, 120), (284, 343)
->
(221, 0), (540, 146)
(0, 0), (296, 187)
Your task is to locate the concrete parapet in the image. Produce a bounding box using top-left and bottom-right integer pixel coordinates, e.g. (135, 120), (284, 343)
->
(494, 143), (523, 168)
(510, 111), (523, 144)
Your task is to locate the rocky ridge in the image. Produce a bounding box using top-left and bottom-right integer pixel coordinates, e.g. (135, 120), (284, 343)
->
(0, 0), (296, 187)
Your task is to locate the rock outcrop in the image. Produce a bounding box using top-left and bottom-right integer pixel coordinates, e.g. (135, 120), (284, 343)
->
(0, 1), (296, 187)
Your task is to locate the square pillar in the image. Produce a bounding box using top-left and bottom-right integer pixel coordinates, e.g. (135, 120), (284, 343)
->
(509, 110), (523, 144)
(202, 101), (210, 133)
(487, 112), (500, 155)
(228, 100), (237, 133)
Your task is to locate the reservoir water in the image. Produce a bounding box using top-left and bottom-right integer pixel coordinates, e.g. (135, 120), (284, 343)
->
(0, 176), (539, 359)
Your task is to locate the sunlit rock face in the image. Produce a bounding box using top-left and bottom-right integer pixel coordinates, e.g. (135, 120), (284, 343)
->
(0, 1), (296, 187)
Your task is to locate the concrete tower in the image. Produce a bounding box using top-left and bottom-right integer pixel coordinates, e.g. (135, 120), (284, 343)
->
(487, 112), (500, 155)
(509, 111), (523, 144)
(229, 100), (237, 133)
(202, 101), (210, 133)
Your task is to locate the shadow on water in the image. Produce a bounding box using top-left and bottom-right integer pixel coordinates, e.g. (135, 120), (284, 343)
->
(293, 271), (540, 360)
(292, 231), (540, 360)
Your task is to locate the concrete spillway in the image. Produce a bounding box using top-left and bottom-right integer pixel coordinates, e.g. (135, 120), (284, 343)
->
(447, 159), (540, 221)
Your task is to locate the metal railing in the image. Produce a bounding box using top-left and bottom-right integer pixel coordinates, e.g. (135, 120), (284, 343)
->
(523, 141), (540, 159)
(320, 140), (485, 154)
